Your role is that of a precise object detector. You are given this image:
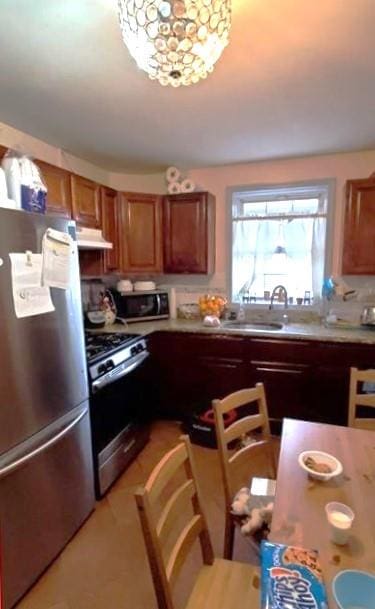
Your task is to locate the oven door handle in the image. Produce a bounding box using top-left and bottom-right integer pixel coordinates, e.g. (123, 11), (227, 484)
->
(92, 351), (149, 393)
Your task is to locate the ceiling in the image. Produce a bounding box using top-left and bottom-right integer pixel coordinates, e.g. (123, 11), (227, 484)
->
(0, 0), (375, 173)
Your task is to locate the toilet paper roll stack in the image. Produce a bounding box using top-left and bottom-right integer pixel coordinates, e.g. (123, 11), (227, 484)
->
(166, 166), (195, 194)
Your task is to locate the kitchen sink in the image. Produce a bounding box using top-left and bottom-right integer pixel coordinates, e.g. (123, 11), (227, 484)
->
(222, 321), (283, 331)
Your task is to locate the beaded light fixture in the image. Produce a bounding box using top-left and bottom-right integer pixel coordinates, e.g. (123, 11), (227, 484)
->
(118, 0), (231, 87)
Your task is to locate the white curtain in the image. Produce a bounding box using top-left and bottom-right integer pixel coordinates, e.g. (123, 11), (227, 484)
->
(232, 216), (326, 302)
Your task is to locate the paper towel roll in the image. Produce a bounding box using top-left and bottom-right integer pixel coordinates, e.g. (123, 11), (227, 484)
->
(0, 168), (8, 201)
(181, 178), (195, 193)
(167, 181), (182, 194)
(166, 166), (181, 183)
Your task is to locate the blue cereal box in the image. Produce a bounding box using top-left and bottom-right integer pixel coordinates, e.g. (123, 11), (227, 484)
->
(261, 541), (328, 609)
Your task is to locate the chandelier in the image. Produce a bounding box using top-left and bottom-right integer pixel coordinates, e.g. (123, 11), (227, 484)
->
(118, 1), (231, 87)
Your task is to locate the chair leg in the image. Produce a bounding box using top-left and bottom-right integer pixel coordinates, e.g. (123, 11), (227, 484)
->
(223, 512), (235, 560)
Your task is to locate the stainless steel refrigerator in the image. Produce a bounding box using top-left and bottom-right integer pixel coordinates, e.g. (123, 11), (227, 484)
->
(0, 208), (95, 608)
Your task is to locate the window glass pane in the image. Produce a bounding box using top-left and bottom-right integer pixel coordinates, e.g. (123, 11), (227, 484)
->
(266, 200), (290, 215)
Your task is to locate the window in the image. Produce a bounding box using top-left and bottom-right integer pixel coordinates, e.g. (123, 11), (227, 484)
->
(230, 181), (333, 305)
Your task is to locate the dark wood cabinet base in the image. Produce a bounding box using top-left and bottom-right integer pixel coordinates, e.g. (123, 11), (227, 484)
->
(147, 331), (375, 431)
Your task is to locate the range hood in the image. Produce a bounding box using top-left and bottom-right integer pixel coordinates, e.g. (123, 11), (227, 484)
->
(76, 227), (113, 250)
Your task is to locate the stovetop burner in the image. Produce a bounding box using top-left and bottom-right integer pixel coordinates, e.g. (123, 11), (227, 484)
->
(85, 331), (140, 362)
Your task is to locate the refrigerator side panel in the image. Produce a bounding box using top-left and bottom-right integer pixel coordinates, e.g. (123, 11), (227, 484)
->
(0, 406), (94, 609)
(0, 209), (88, 456)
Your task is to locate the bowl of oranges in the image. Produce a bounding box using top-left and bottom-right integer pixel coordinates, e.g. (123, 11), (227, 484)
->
(198, 295), (227, 319)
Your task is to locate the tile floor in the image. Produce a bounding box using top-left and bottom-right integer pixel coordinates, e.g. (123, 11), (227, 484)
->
(15, 421), (277, 609)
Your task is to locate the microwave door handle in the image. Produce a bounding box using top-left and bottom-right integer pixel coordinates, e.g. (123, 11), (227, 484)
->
(156, 294), (161, 315)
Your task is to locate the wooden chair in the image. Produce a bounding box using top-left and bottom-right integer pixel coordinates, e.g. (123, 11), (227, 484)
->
(348, 367), (375, 430)
(134, 435), (260, 609)
(213, 383), (277, 560)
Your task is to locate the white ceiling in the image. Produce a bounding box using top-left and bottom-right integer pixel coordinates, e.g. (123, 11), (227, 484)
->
(0, 0), (375, 172)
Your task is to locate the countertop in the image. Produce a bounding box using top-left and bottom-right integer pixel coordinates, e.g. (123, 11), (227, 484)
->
(100, 318), (375, 345)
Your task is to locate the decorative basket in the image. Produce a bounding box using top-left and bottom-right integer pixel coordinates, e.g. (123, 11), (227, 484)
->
(198, 295), (227, 318)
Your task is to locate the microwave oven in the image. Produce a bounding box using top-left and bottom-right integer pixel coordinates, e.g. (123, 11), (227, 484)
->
(111, 290), (169, 322)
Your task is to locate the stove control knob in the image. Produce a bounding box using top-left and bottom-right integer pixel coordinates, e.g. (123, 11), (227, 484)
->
(130, 346), (137, 357)
(105, 360), (114, 371)
(137, 343), (144, 353)
(98, 364), (106, 375)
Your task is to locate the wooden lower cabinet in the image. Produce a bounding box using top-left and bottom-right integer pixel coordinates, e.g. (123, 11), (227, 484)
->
(147, 332), (375, 431)
(148, 333), (246, 419)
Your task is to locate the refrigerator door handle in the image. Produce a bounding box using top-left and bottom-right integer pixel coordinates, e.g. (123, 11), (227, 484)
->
(0, 407), (88, 480)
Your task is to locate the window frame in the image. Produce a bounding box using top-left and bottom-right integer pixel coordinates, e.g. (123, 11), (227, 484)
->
(226, 178), (336, 309)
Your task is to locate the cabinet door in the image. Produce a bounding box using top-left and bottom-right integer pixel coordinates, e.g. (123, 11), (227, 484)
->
(101, 187), (120, 272)
(163, 192), (215, 274)
(71, 175), (101, 228)
(120, 192), (162, 273)
(342, 174), (375, 274)
(248, 360), (312, 429)
(37, 161), (72, 218)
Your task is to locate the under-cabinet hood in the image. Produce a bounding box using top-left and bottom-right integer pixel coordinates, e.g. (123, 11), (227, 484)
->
(76, 227), (112, 250)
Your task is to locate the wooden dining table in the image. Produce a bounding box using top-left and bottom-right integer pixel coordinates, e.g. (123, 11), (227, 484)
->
(269, 418), (375, 608)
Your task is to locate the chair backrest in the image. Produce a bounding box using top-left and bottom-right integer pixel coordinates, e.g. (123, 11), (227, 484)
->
(348, 367), (375, 430)
(213, 383), (276, 508)
(134, 435), (214, 609)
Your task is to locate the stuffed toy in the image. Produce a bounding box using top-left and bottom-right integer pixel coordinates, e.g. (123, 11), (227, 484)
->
(231, 487), (274, 538)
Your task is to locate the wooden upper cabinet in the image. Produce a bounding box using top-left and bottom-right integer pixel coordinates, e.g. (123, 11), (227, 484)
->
(163, 192), (215, 274)
(71, 174), (101, 228)
(342, 173), (375, 274)
(120, 192), (162, 273)
(101, 186), (120, 272)
(37, 161), (72, 218)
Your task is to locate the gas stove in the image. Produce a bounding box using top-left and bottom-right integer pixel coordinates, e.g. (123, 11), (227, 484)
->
(85, 331), (141, 363)
(85, 331), (148, 393)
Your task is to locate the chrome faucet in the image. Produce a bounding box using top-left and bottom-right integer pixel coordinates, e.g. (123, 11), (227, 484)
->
(269, 285), (288, 313)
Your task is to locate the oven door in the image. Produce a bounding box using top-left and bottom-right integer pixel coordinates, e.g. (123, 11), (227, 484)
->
(89, 353), (150, 496)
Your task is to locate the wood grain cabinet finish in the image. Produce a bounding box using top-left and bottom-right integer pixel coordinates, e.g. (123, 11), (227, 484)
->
(101, 186), (120, 272)
(146, 332), (375, 430)
(342, 173), (375, 274)
(37, 161), (72, 217)
(120, 192), (162, 273)
(163, 192), (215, 274)
(71, 174), (101, 228)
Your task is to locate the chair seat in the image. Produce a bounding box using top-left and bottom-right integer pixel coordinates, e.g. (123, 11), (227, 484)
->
(185, 558), (260, 609)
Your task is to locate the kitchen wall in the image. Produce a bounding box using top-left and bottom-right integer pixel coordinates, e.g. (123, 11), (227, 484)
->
(0, 120), (164, 193)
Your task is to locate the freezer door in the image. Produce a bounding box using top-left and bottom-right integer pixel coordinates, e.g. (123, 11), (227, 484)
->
(0, 403), (94, 609)
(0, 209), (88, 456)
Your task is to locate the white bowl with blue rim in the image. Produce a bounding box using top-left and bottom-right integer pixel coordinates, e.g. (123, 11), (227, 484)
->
(333, 570), (375, 609)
